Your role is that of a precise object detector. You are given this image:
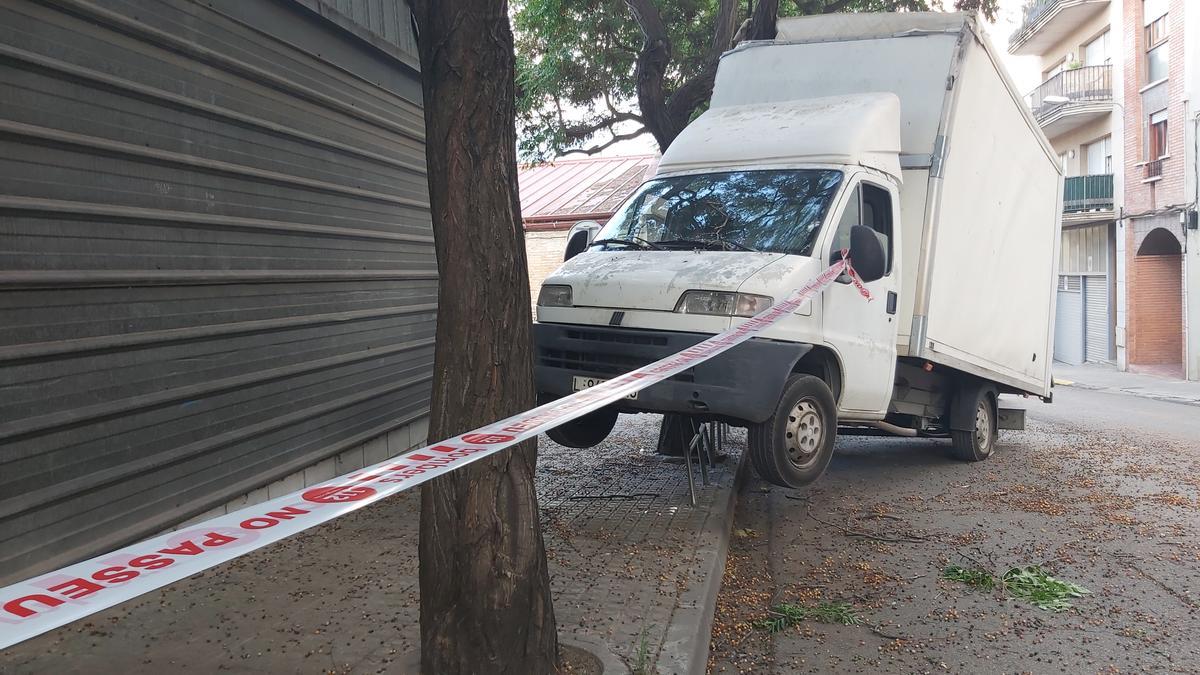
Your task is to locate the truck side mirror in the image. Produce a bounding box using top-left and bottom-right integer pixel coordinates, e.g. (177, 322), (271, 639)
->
(563, 220), (602, 261)
(564, 230), (590, 261)
(848, 225), (886, 283)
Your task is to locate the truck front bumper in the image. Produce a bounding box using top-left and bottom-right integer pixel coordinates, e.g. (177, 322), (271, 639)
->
(533, 322), (812, 424)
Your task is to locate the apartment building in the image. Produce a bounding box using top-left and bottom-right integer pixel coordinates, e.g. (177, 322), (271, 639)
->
(1010, 0), (1199, 380)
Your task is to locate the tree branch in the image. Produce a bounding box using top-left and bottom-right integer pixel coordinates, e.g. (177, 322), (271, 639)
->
(563, 110), (645, 142)
(562, 128), (651, 156)
(664, 72), (716, 127)
(710, 0), (740, 62)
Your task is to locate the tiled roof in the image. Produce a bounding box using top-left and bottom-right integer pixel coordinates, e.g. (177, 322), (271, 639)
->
(518, 154), (658, 227)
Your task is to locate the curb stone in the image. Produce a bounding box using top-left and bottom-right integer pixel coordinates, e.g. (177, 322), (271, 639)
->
(563, 635), (630, 674)
(656, 451), (750, 675)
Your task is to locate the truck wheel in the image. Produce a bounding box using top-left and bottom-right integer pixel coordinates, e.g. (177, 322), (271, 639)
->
(545, 405), (618, 448)
(950, 392), (996, 462)
(749, 374), (837, 488)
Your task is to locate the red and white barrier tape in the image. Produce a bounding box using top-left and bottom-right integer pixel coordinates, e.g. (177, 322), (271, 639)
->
(0, 256), (867, 650)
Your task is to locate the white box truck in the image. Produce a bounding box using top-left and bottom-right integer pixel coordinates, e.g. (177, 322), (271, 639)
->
(534, 12), (1062, 487)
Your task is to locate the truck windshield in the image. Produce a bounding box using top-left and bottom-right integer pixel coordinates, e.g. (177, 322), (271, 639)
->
(591, 169), (843, 256)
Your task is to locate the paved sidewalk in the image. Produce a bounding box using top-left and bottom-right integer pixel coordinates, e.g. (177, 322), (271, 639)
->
(1052, 361), (1200, 406)
(0, 414), (744, 674)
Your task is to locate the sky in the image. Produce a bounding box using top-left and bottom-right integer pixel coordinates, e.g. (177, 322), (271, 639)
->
(588, 0), (1041, 158)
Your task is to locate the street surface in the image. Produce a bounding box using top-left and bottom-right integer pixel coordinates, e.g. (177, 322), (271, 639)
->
(709, 385), (1200, 673)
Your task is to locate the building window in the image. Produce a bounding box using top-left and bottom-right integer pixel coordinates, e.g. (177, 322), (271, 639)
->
(1149, 111), (1168, 160)
(1146, 42), (1168, 82)
(1144, 2), (1168, 83)
(1085, 136), (1112, 174)
(1084, 30), (1110, 66)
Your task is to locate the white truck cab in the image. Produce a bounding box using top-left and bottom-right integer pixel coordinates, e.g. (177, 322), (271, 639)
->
(534, 13), (1062, 488)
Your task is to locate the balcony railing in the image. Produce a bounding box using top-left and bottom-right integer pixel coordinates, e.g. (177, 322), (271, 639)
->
(1010, 0), (1062, 49)
(1028, 65), (1112, 121)
(1144, 160), (1163, 180)
(1063, 174), (1113, 213)
(1009, 0), (1107, 51)
(1018, 0), (1060, 30)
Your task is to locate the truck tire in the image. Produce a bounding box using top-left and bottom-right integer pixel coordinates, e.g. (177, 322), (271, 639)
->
(949, 391), (996, 462)
(545, 405), (618, 448)
(748, 374), (837, 488)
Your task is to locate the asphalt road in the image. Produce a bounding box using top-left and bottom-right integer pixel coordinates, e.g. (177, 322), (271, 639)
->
(709, 386), (1200, 674)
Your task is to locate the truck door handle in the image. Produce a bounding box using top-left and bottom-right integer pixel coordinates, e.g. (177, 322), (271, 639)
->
(886, 291), (897, 315)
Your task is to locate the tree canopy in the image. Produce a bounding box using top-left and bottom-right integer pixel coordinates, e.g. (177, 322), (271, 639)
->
(514, 0), (999, 159)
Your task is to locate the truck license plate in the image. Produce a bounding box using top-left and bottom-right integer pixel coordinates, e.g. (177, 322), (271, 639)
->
(572, 375), (637, 399)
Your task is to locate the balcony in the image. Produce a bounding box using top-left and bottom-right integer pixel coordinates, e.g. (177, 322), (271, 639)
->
(1009, 0), (1110, 55)
(1063, 174), (1113, 215)
(1027, 65), (1113, 138)
(1144, 160), (1163, 181)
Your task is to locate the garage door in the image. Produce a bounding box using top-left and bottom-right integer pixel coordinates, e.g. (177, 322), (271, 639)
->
(1083, 275), (1110, 362)
(0, 0), (433, 584)
(1054, 277), (1084, 365)
(1131, 253), (1183, 365)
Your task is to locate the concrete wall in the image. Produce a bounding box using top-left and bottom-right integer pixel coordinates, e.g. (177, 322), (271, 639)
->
(1051, 116), (1118, 174)
(1027, 2), (1129, 367)
(1036, 6), (1116, 75)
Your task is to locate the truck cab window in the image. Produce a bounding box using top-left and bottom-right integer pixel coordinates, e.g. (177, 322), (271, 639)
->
(831, 182), (893, 274)
(861, 183), (893, 273)
(831, 185), (861, 255)
(592, 169), (844, 256)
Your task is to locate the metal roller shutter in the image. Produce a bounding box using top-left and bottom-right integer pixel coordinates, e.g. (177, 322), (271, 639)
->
(1054, 277), (1084, 365)
(1083, 276), (1110, 362)
(0, 0), (433, 583)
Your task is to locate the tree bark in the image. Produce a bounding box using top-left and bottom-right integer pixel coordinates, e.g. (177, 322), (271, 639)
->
(410, 2), (558, 674)
(625, 0), (676, 150)
(747, 0), (779, 41)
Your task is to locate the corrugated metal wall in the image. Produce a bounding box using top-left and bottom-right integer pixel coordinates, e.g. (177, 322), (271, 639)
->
(0, 0), (434, 584)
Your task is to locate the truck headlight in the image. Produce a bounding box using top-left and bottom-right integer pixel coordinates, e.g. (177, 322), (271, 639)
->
(674, 290), (773, 317)
(537, 284), (573, 307)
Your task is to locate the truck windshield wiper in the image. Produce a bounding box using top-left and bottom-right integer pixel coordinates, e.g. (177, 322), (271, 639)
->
(657, 238), (759, 253)
(589, 236), (663, 250)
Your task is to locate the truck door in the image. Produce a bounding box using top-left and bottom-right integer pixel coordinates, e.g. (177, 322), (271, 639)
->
(822, 178), (900, 417)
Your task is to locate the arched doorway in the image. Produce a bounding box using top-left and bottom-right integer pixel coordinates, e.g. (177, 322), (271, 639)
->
(1130, 228), (1183, 376)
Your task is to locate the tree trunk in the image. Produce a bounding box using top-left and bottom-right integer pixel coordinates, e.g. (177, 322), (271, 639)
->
(626, 0), (677, 151)
(747, 0), (779, 41)
(410, 2), (558, 674)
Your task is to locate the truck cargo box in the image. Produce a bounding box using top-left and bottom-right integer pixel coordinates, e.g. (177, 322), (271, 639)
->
(707, 12), (1062, 397)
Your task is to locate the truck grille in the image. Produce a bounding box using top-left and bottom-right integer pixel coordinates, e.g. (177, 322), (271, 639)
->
(537, 328), (695, 382)
(563, 328), (669, 347)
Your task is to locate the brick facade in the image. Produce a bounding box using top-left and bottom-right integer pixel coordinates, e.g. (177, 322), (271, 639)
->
(525, 229), (569, 312)
(1122, 0), (1188, 213)
(1122, 0), (1188, 370)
